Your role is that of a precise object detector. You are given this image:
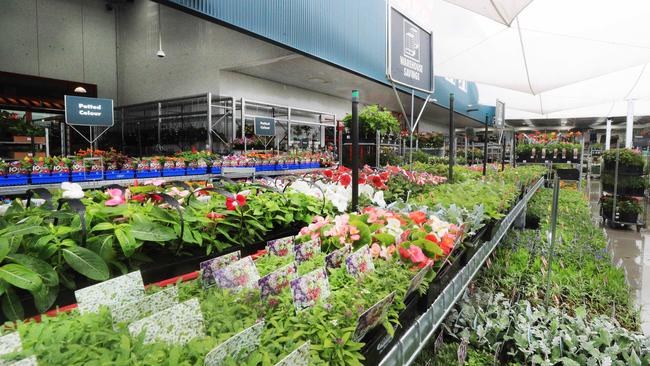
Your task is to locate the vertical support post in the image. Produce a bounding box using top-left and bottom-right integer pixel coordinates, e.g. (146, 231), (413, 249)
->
(288, 107), (292, 150)
(376, 130), (381, 168)
(448, 93), (455, 182)
(157, 102), (162, 151)
(137, 122), (142, 159)
(207, 92), (212, 151)
(351, 90), (360, 213)
(612, 141), (620, 223)
(231, 97), (237, 143)
(626, 100), (634, 148)
(545, 174), (561, 305)
(45, 127), (50, 157)
(605, 119), (612, 150)
(501, 131), (506, 171)
(483, 114), (488, 176)
(242, 99), (247, 153)
(60, 121), (66, 157)
(578, 134), (586, 190)
(409, 90), (415, 167)
(512, 129), (516, 168)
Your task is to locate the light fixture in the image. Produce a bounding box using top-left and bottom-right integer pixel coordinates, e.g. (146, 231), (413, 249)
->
(431, 98), (438, 102)
(307, 77), (328, 84)
(74, 86), (87, 93)
(156, 4), (166, 58)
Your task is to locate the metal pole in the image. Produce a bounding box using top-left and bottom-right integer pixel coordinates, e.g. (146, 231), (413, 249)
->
(483, 114), (488, 176)
(545, 174), (561, 305)
(207, 92), (212, 151)
(157, 102), (162, 151)
(60, 121), (65, 157)
(45, 127), (50, 157)
(578, 135), (585, 190)
(512, 130), (516, 168)
(137, 122), (142, 159)
(242, 98), (247, 152)
(409, 90), (415, 167)
(376, 130), (381, 168)
(612, 142), (620, 223)
(501, 131), (506, 171)
(448, 94), (455, 182)
(351, 90), (360, 212)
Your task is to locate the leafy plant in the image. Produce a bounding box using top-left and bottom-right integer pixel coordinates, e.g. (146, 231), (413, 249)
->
(342, 105), (400, 137)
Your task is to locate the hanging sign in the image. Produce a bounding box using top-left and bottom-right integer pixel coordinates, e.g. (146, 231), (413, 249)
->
(254, 117), (276, 136)
(495, 100), (505, 129)
(387, 7), (434, 93)
(64, 95), (114, 127)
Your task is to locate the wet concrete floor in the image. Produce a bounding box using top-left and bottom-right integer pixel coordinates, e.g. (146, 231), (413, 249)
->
(586, 177), (650, 334)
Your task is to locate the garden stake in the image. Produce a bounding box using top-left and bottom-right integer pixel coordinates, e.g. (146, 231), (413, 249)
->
(544, 175), (560, 306)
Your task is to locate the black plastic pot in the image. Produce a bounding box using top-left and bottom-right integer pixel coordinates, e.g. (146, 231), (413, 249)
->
(556, 168), (579, 180)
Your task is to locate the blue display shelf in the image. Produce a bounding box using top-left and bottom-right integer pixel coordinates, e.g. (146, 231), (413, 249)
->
(105, 170), (135, 180)
(136, 170), (162, 178)
(71, 172), (104, 182)
(162, 168), (186, 177)
(186, 167), (208, 175)
(0, 175), (28, 186)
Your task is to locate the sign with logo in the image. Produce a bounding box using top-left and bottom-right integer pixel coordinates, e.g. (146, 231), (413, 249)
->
(254, 117), (276, 136)
(65, 95), (114, 127)
(387, 7), (433, 93)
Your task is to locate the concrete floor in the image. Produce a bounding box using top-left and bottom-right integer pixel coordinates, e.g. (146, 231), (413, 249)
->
(586, 177), (650, 334)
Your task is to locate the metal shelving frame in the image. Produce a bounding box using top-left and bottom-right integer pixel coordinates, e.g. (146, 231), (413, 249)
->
(379, 176), (545, 366)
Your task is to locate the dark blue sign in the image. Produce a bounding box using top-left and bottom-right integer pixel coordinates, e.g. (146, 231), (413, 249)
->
(254, 117), (276, 136)
(65, 95), (114, 127)
(388, 8), (433, 93)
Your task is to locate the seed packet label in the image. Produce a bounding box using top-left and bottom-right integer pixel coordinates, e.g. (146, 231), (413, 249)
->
(6, 356), (38, 366)
(213, 256), (260, 293)
(325, 245), (352, 271)
(200, 251), (241, 288)
(345, 245), (375, 278)
(258, 262), (298, 300)
(290, 268), (330, 311)
(0, 332), (21, 357)
(274, 341), (310, 366)
(404, 261), (433, 300)
(76, 271), (145, 314)
(266, 236), (294, 257)
(111, 286), (179, 327)
(293, 239), (321, 263)
(353, 292), (396, 341)
(128, 298), (204, 345)
(204, 321), (264, 366)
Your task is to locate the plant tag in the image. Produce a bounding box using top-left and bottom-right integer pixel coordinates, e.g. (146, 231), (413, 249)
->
(213, 256), (260, 293)
(324, 245), (352, 271)
(266, 236), (294, 257)
(353, 292), (396, 341)
(200, 251), (241, 288)
(76, 271), (145, 314)
(486, 257), (492, 268)
(293, 239), (321, 263)
(128, 298), (204, 345)
(111, 286), (179, 327)
(457, 339), (468, 365)
(345, 245), (375, 278)
(0, 332), (21, 358)
(273, 341), (310, 366)
(540, 256), (548, 268)
(290, 268), (330, 311)
(5, 356), (38, 366)
(204, 321), (264, 366)
(433, 330), (444, 354)
(404, 261), (432, 300)
(258, 262), (298, 300)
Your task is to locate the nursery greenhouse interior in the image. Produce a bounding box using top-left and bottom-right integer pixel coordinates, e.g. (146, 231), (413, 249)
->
(3, 1), (650, 365)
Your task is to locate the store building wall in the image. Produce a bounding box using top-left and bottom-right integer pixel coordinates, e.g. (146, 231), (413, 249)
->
(0, 0), (118, 100)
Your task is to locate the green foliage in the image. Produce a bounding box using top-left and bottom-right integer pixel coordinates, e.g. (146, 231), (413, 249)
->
(342, 105), (400, 136)
(602, 148), (645, 170)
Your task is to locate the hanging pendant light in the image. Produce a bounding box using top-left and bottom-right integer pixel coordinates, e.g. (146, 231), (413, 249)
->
(156, 4), (166, 58)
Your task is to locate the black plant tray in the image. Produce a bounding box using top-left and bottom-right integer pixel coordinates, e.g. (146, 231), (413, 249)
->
(2, 224), (303, 323)
(556, 168), (579, 180)
(602, 184), (645, 196)
(603, 163), (644, 176)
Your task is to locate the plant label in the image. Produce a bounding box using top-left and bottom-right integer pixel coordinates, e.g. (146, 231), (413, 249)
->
(258, 262), (298, 300)
(433, 330), (444, 354)
(353, 292), (395, 341)
(111, 286), (179, 327)
(290, 268), (331, 311)
(128, 298), (204, 345)
(293, 239), (321, 263)
(274, 341), (310, 366)
(324, 245), (352, 271)
(0, 332), (22, 357)
(213, 256), (260, 293)
(200, 251), (241, 289)
(405, 261), (432, 300)
(345, 245), (375, 278)
(266, 236), (294, 257)
(75, 271), (145, 314)
(204, 321), (264, 366)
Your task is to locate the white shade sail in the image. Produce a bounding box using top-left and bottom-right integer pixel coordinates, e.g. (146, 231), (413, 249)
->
(442, 0), (533, 26)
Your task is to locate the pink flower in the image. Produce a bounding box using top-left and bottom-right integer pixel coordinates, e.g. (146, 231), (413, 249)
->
(104, 189), (126, 206)
(370, 243), (382, 258)
(407, 245), (427, 263)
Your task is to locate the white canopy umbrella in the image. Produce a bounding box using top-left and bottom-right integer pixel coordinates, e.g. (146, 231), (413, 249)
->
(442, 0), (533, 26)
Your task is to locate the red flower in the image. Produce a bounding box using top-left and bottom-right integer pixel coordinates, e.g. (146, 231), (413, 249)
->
(440, 235), (455, 255)
(150, 194), (163, 203)
(379, 171), (390, 182)
(425, 233), (439, 243)
(207, 212), (224, 220)
(226, 194), (247, 210)
(131, 194), (146, 203)
(370, 175), (382, 187)
(323, 170), (334, 178)
(339, 173), (352, 187)
(408, 211), (427, 225)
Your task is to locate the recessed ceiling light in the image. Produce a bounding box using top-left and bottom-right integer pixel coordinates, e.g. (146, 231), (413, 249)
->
(307, 77), (328, 84)
(74, 86), (87, 93)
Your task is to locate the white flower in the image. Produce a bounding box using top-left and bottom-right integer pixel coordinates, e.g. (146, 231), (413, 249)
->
(61, 182), (84, 199)
(358, 184), (374, 199)
(197, 195), (211, 203)
(385, 217), (404, 241)
(372, 191), (386, 208)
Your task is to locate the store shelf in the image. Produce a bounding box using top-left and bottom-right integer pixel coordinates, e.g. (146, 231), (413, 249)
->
(379, 176), (545, 366)
(0, 168), (328, 195)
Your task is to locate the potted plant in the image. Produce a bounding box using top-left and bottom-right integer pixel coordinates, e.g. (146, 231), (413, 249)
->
(342, 105), (400, 141)
(2, 112), (46, 144)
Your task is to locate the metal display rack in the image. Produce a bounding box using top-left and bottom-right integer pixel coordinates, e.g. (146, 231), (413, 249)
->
(379, 176), (545, 366)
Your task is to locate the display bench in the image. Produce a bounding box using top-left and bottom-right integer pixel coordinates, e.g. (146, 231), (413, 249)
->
(0, 167), (327, 196)
(377, 176), (544, 366)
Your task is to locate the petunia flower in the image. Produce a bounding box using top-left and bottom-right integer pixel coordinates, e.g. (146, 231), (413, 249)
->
(226, 194), (246, 210)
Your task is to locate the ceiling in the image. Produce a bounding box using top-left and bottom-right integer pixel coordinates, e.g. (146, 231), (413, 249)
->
(228, 54), (483, 130)
(506, 115), (650, 131)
